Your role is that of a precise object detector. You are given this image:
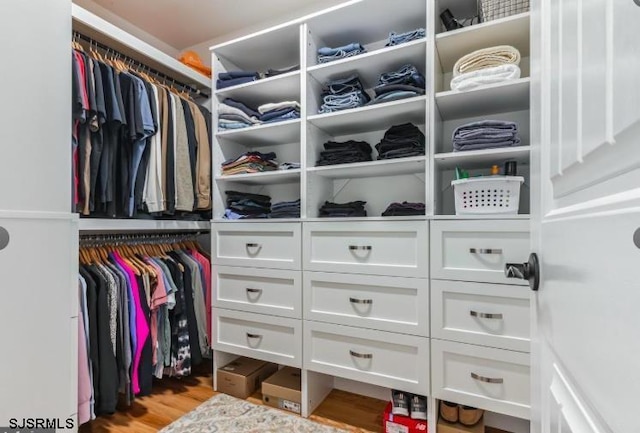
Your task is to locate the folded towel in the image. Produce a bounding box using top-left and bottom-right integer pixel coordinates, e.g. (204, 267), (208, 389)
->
(453, 45), (521, 77)
(258, 101), (301, 114)
(450, 64), (521, 92)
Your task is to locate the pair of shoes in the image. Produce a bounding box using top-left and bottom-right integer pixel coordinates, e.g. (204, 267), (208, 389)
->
(392, 390), (427, 420)
(440, 401), (484, 426)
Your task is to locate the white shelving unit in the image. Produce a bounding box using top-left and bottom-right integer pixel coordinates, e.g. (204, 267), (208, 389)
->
(215, 169), (301, 185)
(78, 219), (210, 233)
(434, 146), (530, 169)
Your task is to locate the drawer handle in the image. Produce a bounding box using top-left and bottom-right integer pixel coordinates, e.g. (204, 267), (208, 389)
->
(246, 288), (263, 294)
(470, 310), (503, 320)
(349, 245), (372, 251)
(246, 243), (261, 249)
(471, 372), (504, 384)
(349, 297), (373, 305)
(469, 248), (502, 255)
(246, 333), (262, 339)
(349, 350), (373, 359)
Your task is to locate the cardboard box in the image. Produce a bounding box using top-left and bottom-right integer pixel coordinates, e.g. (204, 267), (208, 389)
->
(216, 357), (278, 399)
(261, 367), (302, 414)
(437, 412), (484, 433)
(383, 402), (428, 433)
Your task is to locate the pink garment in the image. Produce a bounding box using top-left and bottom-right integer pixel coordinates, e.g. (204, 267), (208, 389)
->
(146, 260), (168, 366)
(113, 252), (149, 395)
(78, 308), (92, 425)
(191, 250), (212, 344)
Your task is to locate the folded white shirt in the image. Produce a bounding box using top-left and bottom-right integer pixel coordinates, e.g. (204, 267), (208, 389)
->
(258, 101), (301, 114)
(450, 64), (521, 92)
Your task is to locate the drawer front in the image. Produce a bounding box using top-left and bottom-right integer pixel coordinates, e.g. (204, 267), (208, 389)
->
(213, 223), (301, 270)
(214, 266), (302, 319)
(304, 321), (429, 395)
(431, 220), (530, 285)
(432, 280), (530, 352)
(304, 272), (429, 336)
(212, 308), (302, 367)
(303, 221), (428, 277)
(432, 339), (530, 419)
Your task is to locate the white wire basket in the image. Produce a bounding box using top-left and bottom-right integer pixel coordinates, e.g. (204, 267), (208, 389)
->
(479, 0), (530, 22)
(452, 176), (524, 215)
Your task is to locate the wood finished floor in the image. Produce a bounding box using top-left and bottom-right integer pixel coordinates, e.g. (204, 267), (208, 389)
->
(78, 363), (387, 433)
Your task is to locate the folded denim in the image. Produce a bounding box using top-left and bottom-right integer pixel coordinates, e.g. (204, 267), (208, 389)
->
(272, 199), (300, 209)
(378, 64), (425, 87)
(263, 110), (300, 123)
(322, 74), (367, 95)
(216, 76), (257, 89)
(224, 209), (269, 220)
(319, 91), (368, 113)
(378, 149), (424, 159)
(219, 71), (260, 80)
(226, 190), (271, 206)
(261, 107), (300, 121)
(218, 122), (251, 130)
(222, 98), (261, 119)
(374, 83), (426, 97)
(317, 43), (366, 64)
(368, 90), (422, 105)
(258, 101), (301, 114)
(316, 140), (372, 166)
(375, 123), (426, 159)
(386, 28), (426, 46)
(453, 120), (521, 151)
(265, 64), (300, 77)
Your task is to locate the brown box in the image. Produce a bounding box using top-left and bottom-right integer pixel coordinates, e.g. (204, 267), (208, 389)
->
(437, 415), (484, 433)
(216, 357), (278, 399)
(261, 366), (302, 414)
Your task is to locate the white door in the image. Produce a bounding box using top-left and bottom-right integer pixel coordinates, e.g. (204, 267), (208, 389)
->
(529, 0), (640, 432)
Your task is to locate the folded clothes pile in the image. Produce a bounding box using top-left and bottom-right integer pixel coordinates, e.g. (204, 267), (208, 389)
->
(318, 74), (370, 113)
(316, 140), (373, 166)
(386, 28), (426, 46)
(452, 120), (521, 151)
(317, 42), (366, 64)
(450, 45), (521, 92)
(218, 98), (261, 130)
(382, 202), (426, 216)
(370, 64), (425, 105)
(221, 151), (278, 176)
(270, 199), (301, 219)
(264, 64), (299, 77)
(319, 200), (367, 218)
(376, 123), (425, 159)
(224, 191), (271, 219)
(258, 101), (301, 123)
(216, 71), (260, 89)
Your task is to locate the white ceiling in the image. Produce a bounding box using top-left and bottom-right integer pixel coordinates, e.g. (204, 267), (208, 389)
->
(89, 0), (350, 49)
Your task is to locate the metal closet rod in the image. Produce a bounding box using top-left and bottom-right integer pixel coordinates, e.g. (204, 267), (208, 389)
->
(73, 31), (210, 99)
(79, 231), (205, 246)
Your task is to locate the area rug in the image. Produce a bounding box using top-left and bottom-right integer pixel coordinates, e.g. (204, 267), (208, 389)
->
(159, 393), (348, 433)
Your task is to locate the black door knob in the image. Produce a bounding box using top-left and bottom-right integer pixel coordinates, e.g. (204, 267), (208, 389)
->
(505, 253), (540, 291)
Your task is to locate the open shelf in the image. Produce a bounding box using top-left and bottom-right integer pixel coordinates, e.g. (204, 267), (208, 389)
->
(308, 156), (426, 179)
(434, 146), (530, 169)
(216, 119), (301, 146)
(214, 71), (301, 107)
(436, 12), (531, 73)
(78, 219), (210, 233)
(308, 96), (427, 136)
(307, 39), (427, 88)
(215, 169), (301, 185)
(435, 78), (530, 120)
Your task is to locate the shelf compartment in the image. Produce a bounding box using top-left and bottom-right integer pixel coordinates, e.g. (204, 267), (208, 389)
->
(79, 219), (210, 233)
(216, 119), (301, 146)
(214, 71), (301, 107)
(215, 169), (301, 185)
(308, 156), (426, 179)
(435, 78), (530, 120)
(308, 96), (427, 136)
(308, 39), (427, 88)
(436, 13), (531, 73)
(434, 146), (530, 169)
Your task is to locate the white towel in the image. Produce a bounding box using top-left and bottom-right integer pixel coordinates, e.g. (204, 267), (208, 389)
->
(450, 64), (521, 92)
(258, 101), (301, 114)
(453, 45), (521, 77)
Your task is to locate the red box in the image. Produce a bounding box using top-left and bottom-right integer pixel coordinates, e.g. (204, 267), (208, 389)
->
(383, 402), (428, 433)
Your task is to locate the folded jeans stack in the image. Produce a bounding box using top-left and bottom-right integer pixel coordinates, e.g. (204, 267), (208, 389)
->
(317, 42), (366, 64)
(270, 199), (301, 219)
(258, 101), (301, 123)
(376, 123), (425, 159)
(316, 140), (373, 166)
(386, 28), (426, 46)
(218, 98), (262, 130)
(370, 64), (425, 105)
(319, 200), (367, 218)
(382, 202), (426, 216)
(221, 151), (278, 175)
(216, 71), (260, 89)
(452, 120), (521, 151)
(224, 191), (271, 219)
(318, 74), (370, 114)
(450, 45), (521, 92)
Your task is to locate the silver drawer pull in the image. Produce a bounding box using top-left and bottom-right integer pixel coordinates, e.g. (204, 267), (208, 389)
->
(470, 310), (503, 320)
(350, 297), (373, 304)
(469, 248), (502, 255)
(246, 333), (262, 339)
(349, 245), (372, 251)
(350, 350), (373, 359)
(246, 243), (261, 248)
(246, 288), (263, 294)
(471, 372), (504, 384)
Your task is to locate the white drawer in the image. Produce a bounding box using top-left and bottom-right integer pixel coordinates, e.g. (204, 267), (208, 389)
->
(213, 266), (302, 319)
(213, 222), (301, 270)
(432, 280), (530, 352)
(303, 221), (428, 277)
(212, 308), (302, 367)
(303, 321), (429, 395)
(432, 339), (530, 419)
(304, 272), (429, 336)
(430, 220), (530, 285)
